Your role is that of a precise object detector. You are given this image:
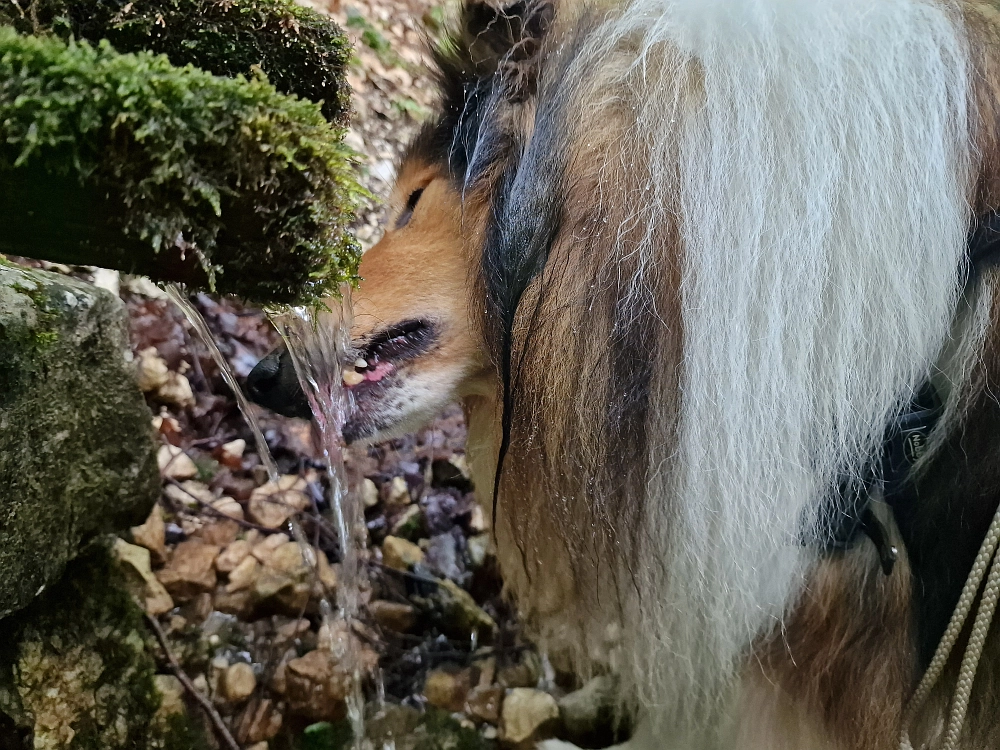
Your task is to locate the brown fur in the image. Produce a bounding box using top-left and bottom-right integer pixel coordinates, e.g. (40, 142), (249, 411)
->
(757, 528), (916, 750)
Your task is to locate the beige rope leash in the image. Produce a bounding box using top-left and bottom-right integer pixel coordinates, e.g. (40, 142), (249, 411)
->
(900, 501), (1000, 750)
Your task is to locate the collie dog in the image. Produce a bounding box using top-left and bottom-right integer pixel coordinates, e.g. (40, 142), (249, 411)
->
(249, 0), (1000, 746)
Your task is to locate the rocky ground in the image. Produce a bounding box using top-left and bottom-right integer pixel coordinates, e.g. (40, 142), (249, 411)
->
(4, 0), (620, 746)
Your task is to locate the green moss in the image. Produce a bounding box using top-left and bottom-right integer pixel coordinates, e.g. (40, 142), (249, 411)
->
(0, 544), (212, 749)
(0, 29), (364, 304)
(299, 719), (355, 750)
(7, 280), (63, 354)
(156, 712), (214, 750)
(193, 455), (220, 482)
(1, 0), (353, 125)
(413, 709), (493, 750)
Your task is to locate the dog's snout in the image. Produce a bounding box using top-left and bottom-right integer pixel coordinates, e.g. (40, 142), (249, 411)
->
(246, 347), (313, 420)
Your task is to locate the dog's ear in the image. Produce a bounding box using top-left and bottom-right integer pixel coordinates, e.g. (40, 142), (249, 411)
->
(461, 0), (552, 71)
(437, 0), (554, 100)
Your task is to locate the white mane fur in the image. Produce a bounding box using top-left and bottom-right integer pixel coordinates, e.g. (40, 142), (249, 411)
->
(563, 0), (980, 737)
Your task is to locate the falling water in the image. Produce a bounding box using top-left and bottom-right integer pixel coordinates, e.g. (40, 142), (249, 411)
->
(164, 284), (280, 483)
(269, 294), (369, 746)
(165, 284), (369, 744)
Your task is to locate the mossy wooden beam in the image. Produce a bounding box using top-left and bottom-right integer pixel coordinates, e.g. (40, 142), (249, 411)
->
(0, 29), (363, 304)
(1, 0), (352, 125)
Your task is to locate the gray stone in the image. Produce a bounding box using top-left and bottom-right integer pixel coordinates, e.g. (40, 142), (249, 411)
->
(0, 264), (158, 617)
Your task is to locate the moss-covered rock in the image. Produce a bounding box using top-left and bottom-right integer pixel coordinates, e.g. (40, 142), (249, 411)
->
(0, 0), (352, 125)
(0, 264), (158, 618)
(0, 29), (363, 304)
(0, 544), (212, 749)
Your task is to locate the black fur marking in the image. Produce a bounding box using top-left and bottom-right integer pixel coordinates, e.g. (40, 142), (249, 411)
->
(603, 283), (658, 597)
(484, 122), (566, 528)
(407, 0), (553, 184)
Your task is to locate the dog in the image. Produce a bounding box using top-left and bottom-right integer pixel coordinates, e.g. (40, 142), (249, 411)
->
(248, 0), (1000, 746)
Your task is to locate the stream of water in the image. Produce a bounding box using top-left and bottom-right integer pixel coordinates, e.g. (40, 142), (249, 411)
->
(165, 285), (369, 746)
(165, 284), (280, 483)
(269, 297), (370, 745)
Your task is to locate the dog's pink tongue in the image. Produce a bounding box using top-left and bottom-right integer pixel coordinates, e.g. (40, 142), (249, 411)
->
(344, 361), (395, 387)
(365, 361), (394, 382)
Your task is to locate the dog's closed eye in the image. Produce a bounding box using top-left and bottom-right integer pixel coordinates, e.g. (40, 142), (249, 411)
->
(395, 188), (424, 229)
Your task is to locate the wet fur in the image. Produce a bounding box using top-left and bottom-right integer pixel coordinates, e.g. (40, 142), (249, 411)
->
(342, 1), (1000, 747)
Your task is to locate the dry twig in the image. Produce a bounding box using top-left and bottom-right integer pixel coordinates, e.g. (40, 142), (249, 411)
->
(142, 607), (243, 750)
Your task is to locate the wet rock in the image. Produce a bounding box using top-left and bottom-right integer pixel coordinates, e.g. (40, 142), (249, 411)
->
(435, 579), (496, 639)
(157, 370), (196, 408)
(425, 532), (464, 582)
(216, 539), (252, 573)
(130, 504), (167, 565)
(468, 505), (489, 534)
(367, 703), (422, 747)
(501, 688), (560, 743)
(558, 675), (618, 740)
(466, 685), (505, 724)
(221, 662), (257, 704)
(499, 651), (542, 689)
(370, 600), (417, 632)
(136, 346), (170, 392)
(385, 475), (410, 505)
(196, 518), (241, 547)
(213, 588), (255, 619)
(253, 541), (312, 613)
(153, 674), (185, 720)
(226, 554), (260, 592)
(424, 667), (474, 712)
(156, 540), (220, 601)
(211, 496), (244, 520)
(247, 475), (310, 528)
(361, 477), (380, 507)
(113, 538), (174, 616)
(217, 438), (246, 469)
(0, 265), (158, 617)
(382, 535), (424, 571)
(284, 649), (350, 721)
(158, 445), (199, 481)
(235, 697), (283, 744)
(467, 533), (491, 569)
(390, 504), (424, 539)
(251, 532), (291, 564)
(421, 490), (469, 535)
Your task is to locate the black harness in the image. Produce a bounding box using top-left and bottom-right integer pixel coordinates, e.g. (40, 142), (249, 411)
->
(822, 211), (1000, 574)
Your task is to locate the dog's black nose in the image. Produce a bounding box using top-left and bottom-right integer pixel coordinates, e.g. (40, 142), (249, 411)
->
(246, 347), (313, 420)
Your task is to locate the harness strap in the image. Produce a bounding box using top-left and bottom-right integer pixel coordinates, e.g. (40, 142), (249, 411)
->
(820, 210), (1000, 570)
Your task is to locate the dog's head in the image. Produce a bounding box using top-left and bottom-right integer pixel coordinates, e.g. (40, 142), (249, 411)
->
(247, 0), (553, 444)
(246, 155), (492, 443)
